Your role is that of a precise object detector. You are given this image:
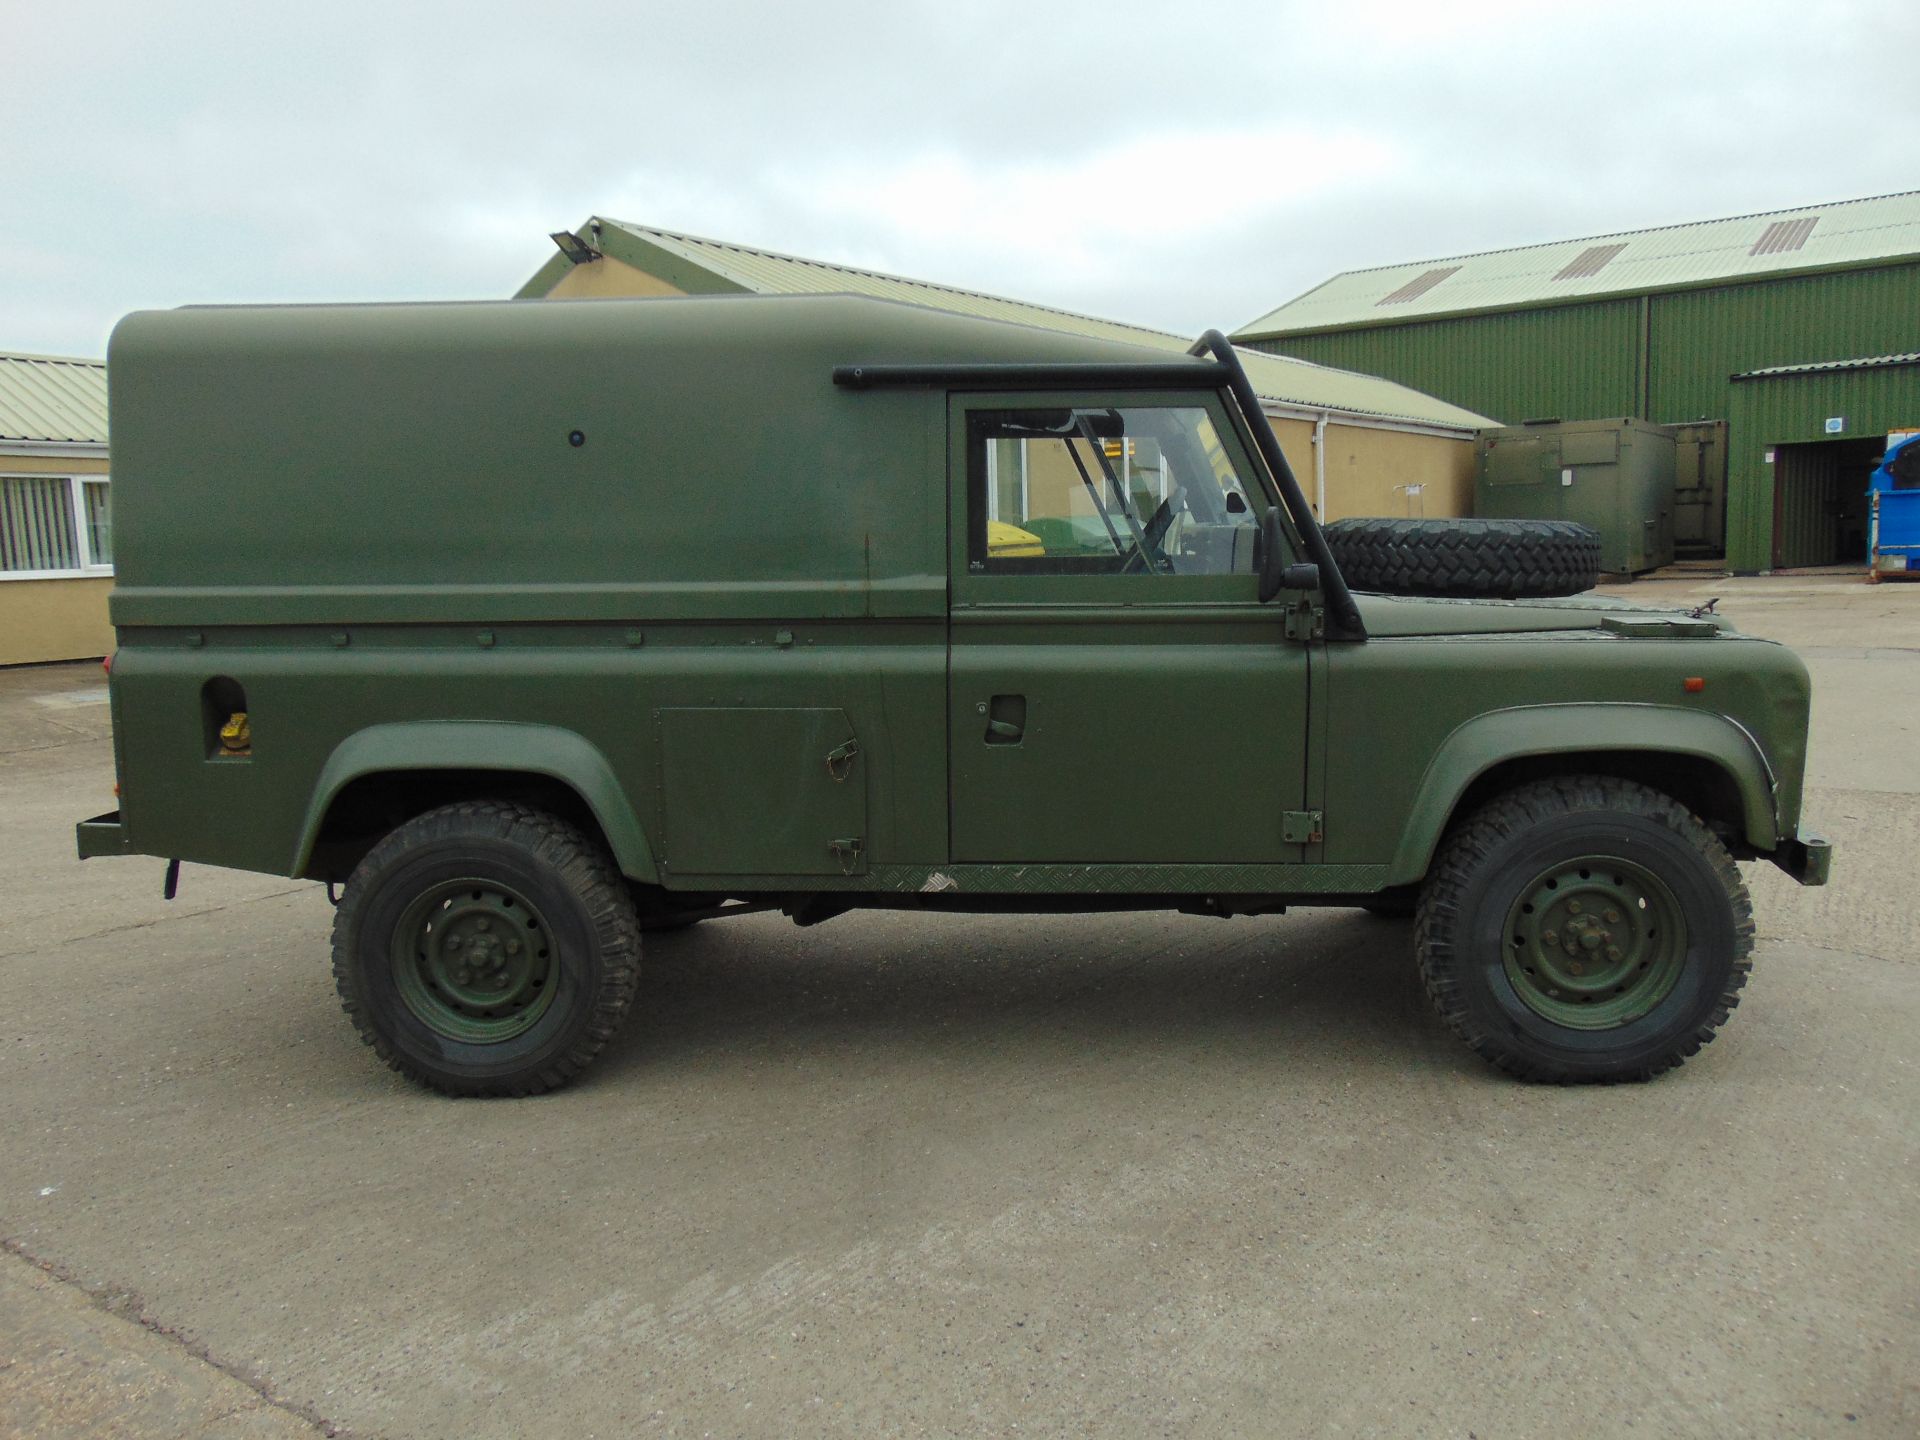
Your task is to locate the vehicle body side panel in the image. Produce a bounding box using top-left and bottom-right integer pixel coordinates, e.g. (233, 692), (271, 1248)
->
(109, 621), (948, 883)
(1324, 632), (1811, 873)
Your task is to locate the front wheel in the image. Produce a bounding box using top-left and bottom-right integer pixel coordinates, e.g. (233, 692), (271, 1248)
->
(1415, 777), (1753, 1082)
(332, 801), (641, 1096)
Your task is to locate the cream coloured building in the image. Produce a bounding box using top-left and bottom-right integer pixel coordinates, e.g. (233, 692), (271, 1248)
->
(1, 353), (112, 665)
(520, 219), (1495, 521)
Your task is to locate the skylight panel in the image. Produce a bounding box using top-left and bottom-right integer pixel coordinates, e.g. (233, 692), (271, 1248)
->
(1376, 267), (1461, 306)
(1750, 216), (1819, 256)
(1551, 243), (1627, 281)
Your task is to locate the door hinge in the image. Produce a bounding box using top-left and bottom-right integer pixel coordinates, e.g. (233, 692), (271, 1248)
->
(1284, 603), (1325, 643)
(828, 837), (865, 873)
(1282, 810), (1324, 845)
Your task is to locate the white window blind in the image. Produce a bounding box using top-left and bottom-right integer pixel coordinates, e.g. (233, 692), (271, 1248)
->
(0, 475), (112, 576)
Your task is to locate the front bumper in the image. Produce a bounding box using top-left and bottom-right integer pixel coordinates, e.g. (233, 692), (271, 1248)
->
(76, 810), (132, 860)
(1769, 829), (1833, 887)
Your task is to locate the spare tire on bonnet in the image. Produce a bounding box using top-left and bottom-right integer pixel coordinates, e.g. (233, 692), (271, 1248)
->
(1322, 517), (1602, 599)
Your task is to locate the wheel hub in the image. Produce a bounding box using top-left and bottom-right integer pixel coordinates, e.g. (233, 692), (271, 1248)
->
(1503, 858), (1687, 1029)
(392, 881), (556, 1043)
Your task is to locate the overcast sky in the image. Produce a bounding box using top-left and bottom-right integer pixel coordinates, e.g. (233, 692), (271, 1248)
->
(6, 0), (1917, 358)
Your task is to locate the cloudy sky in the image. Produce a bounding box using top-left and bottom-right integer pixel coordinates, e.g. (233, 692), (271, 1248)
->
(7, 0), (1916, 357)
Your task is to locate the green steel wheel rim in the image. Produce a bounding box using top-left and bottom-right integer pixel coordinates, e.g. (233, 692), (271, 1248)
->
(390, 877), (558, 1044)
(1501, 856), (1688, 1030)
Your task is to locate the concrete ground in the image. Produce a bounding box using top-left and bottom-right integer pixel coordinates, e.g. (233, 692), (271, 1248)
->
(1, 574), (1914, 1440)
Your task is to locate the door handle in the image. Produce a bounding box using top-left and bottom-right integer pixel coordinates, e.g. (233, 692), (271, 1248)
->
(983, 694), (1027, 745)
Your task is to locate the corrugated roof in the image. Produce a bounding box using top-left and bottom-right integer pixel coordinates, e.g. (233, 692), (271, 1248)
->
(1734, 352), (1920, 380)
(560, 219), (1492, 430)
(1235, 190), (1920, 338)
(0, 352), (109, 444)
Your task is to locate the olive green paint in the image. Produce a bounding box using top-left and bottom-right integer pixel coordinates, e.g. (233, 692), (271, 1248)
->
(84, 294), (1821, 915)
(296, 721), (659, 881)
(1379, 700), (1786, 885)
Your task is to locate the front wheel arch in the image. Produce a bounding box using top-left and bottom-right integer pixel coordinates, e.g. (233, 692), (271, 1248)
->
(1387, 706), (1777, 886)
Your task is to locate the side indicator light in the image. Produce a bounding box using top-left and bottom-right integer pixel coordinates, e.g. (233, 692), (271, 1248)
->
(1683, 677), (1706, 693)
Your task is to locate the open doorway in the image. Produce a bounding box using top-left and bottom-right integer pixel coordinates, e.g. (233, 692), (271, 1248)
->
(1772, 437), (1880, 568)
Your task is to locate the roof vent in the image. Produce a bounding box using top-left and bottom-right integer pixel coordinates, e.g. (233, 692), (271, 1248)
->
(1376, 266), (1460, 306)
(1750, 216), (1818, 256)
(1552, 243), (1627, 281)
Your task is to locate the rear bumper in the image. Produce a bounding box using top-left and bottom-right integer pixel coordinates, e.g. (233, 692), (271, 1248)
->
(1769, 829), (1833, 887)
(76, 810), (132, 860)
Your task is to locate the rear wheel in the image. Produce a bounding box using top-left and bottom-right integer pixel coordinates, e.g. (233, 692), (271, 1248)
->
(332, 801), (640, 1096)
(1415, 777), (1752, 1082)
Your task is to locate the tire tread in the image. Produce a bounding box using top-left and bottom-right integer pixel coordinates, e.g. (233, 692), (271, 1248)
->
(331, 800), (641, 1097)
(1414, 776), (1754, 1083)
(1324, 517), (1602, 598)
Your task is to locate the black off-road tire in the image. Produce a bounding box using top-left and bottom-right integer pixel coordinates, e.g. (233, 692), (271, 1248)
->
(332, 801), (641, 1097)
(1323, 517), (1602, 598)
(1415, 776), (1753, 1083)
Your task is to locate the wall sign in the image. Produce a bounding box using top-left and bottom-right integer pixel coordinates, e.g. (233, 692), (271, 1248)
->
(1824, 417), (1846, 434)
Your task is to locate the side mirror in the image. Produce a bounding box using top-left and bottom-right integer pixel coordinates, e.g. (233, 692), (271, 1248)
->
(1256, 508), (1321, 603)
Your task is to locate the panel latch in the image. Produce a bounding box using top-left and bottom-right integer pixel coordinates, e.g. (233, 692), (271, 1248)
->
(825, 738), (860, 781)
(828, 837), (865, 874)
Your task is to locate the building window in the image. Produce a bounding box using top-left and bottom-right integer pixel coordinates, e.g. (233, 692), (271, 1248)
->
(1, 474), (113, 577)
(81, 479), (112, 566)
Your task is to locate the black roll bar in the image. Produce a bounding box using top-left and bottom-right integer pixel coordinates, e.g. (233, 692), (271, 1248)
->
(1186, 330), (1366, 640)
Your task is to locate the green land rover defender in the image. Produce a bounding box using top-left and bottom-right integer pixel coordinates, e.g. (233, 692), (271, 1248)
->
(76, 294), (1830, 1094)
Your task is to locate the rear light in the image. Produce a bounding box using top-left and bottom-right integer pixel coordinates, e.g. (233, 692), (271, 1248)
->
(102, 652), (114, 676)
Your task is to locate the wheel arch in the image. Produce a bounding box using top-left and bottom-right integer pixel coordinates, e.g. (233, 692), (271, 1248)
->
(1387, 704), (1777, 886)
(294, 722), (659, 884)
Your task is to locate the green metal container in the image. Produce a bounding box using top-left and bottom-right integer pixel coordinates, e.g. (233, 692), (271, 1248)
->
(1476, 418), (1676, 575)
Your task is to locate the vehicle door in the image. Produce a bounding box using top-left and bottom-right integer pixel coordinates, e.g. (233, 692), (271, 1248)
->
(947, 390), (1311, 864)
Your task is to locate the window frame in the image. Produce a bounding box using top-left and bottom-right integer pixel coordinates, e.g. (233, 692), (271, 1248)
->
(950, 388), (1285, 606)
(0, 472), (114, 580)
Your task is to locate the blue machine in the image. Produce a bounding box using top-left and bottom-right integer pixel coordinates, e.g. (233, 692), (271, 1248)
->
(1869, 432), (1920, 581)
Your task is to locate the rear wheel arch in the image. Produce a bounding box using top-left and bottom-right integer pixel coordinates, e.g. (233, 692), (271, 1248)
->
(295, 723), (659, 885)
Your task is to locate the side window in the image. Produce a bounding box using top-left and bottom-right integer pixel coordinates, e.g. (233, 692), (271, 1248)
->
(969, 405), (1257, 576)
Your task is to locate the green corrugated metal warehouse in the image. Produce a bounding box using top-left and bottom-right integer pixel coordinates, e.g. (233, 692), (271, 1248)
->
(1233, 191), (1920, 572)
